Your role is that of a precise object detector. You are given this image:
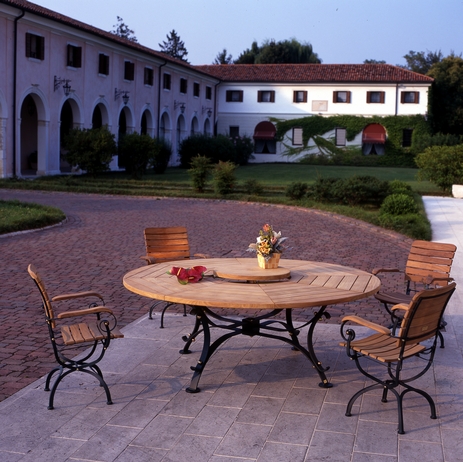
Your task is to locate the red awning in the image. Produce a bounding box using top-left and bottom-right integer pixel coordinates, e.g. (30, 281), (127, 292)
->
(253, 121), (276, 140)
(362, 124), (386, 144)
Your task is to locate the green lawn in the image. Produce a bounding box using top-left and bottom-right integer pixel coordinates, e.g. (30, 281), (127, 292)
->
(0, 164), (442, 237)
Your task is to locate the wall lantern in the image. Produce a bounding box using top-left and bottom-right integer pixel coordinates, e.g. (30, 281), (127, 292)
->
(115, 88), (130, 105)
(54, 76), (72, 96)
(174, 100), (186, 114)
(202, 106), (212, 117)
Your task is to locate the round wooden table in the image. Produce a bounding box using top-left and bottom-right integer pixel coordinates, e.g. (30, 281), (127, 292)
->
(124, 258), (381, 390)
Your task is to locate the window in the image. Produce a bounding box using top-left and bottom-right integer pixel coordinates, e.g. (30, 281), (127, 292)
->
(229, 126), (240, 138)
(333, 91), (351, 103)
(124, 61), (134, 81)
(193, 82), (200, 97)
(180, 78), (188, 94)
(293, 127), (303, 145)
(335, 128), (347, 146)
(25, 33), (44, 60)
(163, 73), (171, 90)
(144, 67), (153, 86)
(401, 91), (419, 104)
(226, 90), (243, 102)
(206, 86), (212, 100)
(98, 53), (109, 75)
(402, 129), (413, 147)
(293, 91), (307, 103)
(367, 91), (385, 104)
(257, 90), (275, 102)
(66, 44), (82, 68)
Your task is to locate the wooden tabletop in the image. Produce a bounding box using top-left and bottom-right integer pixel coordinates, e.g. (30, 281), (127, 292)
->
(123, 258), (381, 310)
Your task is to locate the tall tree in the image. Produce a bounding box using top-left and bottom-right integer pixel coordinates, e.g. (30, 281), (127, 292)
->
(363, 59), (386, 64)
(214, 48), (233, 65)
(159, 30), (189, 62)
(110, 16), (138, 43)
(427, 55), (463, 135)
(402, 50), (443, 74)
(234, 38), (321, 64)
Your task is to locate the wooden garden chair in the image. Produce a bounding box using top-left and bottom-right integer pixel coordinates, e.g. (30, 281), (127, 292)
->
(340, 282), (456, 434)
(28, 264), (124, 410)
(372, 240), (456, 345)
(141, 226), (208, 327)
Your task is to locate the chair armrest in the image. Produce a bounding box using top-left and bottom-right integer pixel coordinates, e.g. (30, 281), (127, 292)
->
(391, 303), (410, 313)
(57, 306), (114, 319)
(193, 253), (210, 259)
(140, 256), (157, 265)
(424, 275), (454, 285)
(341, 315), (391, 335)
(52, 291), (104, 303)
(372, 267), (401, 276)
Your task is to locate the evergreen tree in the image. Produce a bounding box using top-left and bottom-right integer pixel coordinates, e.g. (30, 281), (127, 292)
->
(401, 50), (443, 74)
(214, 48), (233, 64)
(110, 16), (138, 43)
(159, 29), (189, 62)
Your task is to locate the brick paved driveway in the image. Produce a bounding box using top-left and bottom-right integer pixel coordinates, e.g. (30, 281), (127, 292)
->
(0, 189), (412, 401)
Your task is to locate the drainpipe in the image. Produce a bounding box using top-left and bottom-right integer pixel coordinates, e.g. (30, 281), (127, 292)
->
(395, 83), (399, 116)
(156, 60), (167, 138)
(13, 8), (26, 178)
(213, 81), (220, 136)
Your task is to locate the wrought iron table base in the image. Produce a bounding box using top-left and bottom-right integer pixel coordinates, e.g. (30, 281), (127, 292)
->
(181, 305), (333, 393)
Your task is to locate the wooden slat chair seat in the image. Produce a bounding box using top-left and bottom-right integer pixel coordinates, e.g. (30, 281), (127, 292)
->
(372, 240), (456, 345)
(141, 226), (209, 327)
(28, 264), (124, 410)
(340, 283), (456, 434)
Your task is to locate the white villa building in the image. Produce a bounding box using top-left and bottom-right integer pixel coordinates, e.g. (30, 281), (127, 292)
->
(0, 0), (434, 178)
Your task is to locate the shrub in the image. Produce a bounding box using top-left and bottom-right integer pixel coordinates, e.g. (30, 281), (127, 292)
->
(334, 175), (390, 207)
(285, 182), (308, 200)
(378, 213), (431, 240)
(307, 177), (340, 202)
(380, 193), (419, 215)
(151, 138), (172, 174)
(118, 132), (158, 179)
(64, 126), (116, 176)
(243, 178), (264, 195)
(415, 144), (463, 192)
(188, 155), (213, 192)
(230, 135), (255, 165)
(212, 161), (237, 195)
(389, 179), (412, 193)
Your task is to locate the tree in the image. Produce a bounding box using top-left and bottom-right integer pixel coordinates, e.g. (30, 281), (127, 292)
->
(234, 38), (321, 64)
(427, 55), (463, 135)
(159, 29), (189, 62)
(214, 48), (233, 65)
(110, 16), (138, 42)
(363, 59), (386, 64)
(401, 50), (443, 74)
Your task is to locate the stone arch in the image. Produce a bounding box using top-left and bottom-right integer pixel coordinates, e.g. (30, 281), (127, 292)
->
(18, 88), (49, 176)
(190, 115), (199, 136)
(140, 105), (155, 136)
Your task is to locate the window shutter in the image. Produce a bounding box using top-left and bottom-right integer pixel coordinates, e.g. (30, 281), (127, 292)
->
(414, 92), (419, 104)
(75, 47), (82, 68)
(270, 91), (275, 102)
(25, 33), (31, 57)
(333, 92), (337, 103)
(39, 36), (44, 60)
(346, 92), (351, 103)
(293, 127), (303, 145)
(367, 92), (372, 103)
(380, 92), (385, 103)
(401, 92), (405, 104)
(257, 91), (262, 102)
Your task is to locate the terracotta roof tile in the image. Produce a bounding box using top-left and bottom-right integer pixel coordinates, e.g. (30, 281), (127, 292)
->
(194, 64), (434, 84)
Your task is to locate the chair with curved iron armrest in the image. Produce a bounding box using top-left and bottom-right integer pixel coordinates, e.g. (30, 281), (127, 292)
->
(28, 264), (124, 410)
(372, 240), (456, 346)
(340, 283), (456, 434)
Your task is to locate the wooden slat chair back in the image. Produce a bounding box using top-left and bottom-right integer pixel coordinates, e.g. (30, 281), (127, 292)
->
(141, 226), (209, 327)
(403, 240), (456, 289)
(28, 264), (124, 410)
(372, 240), (456, 345)
(340, 283), (456, 434)
(143, 227), (191, 264)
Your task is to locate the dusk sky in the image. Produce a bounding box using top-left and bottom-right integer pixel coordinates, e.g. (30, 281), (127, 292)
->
(32, 0), (463, 66)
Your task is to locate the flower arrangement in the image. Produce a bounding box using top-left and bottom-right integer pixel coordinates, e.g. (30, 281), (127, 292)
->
(248, 224), (288, 261)
(167, 266), (207, 285)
